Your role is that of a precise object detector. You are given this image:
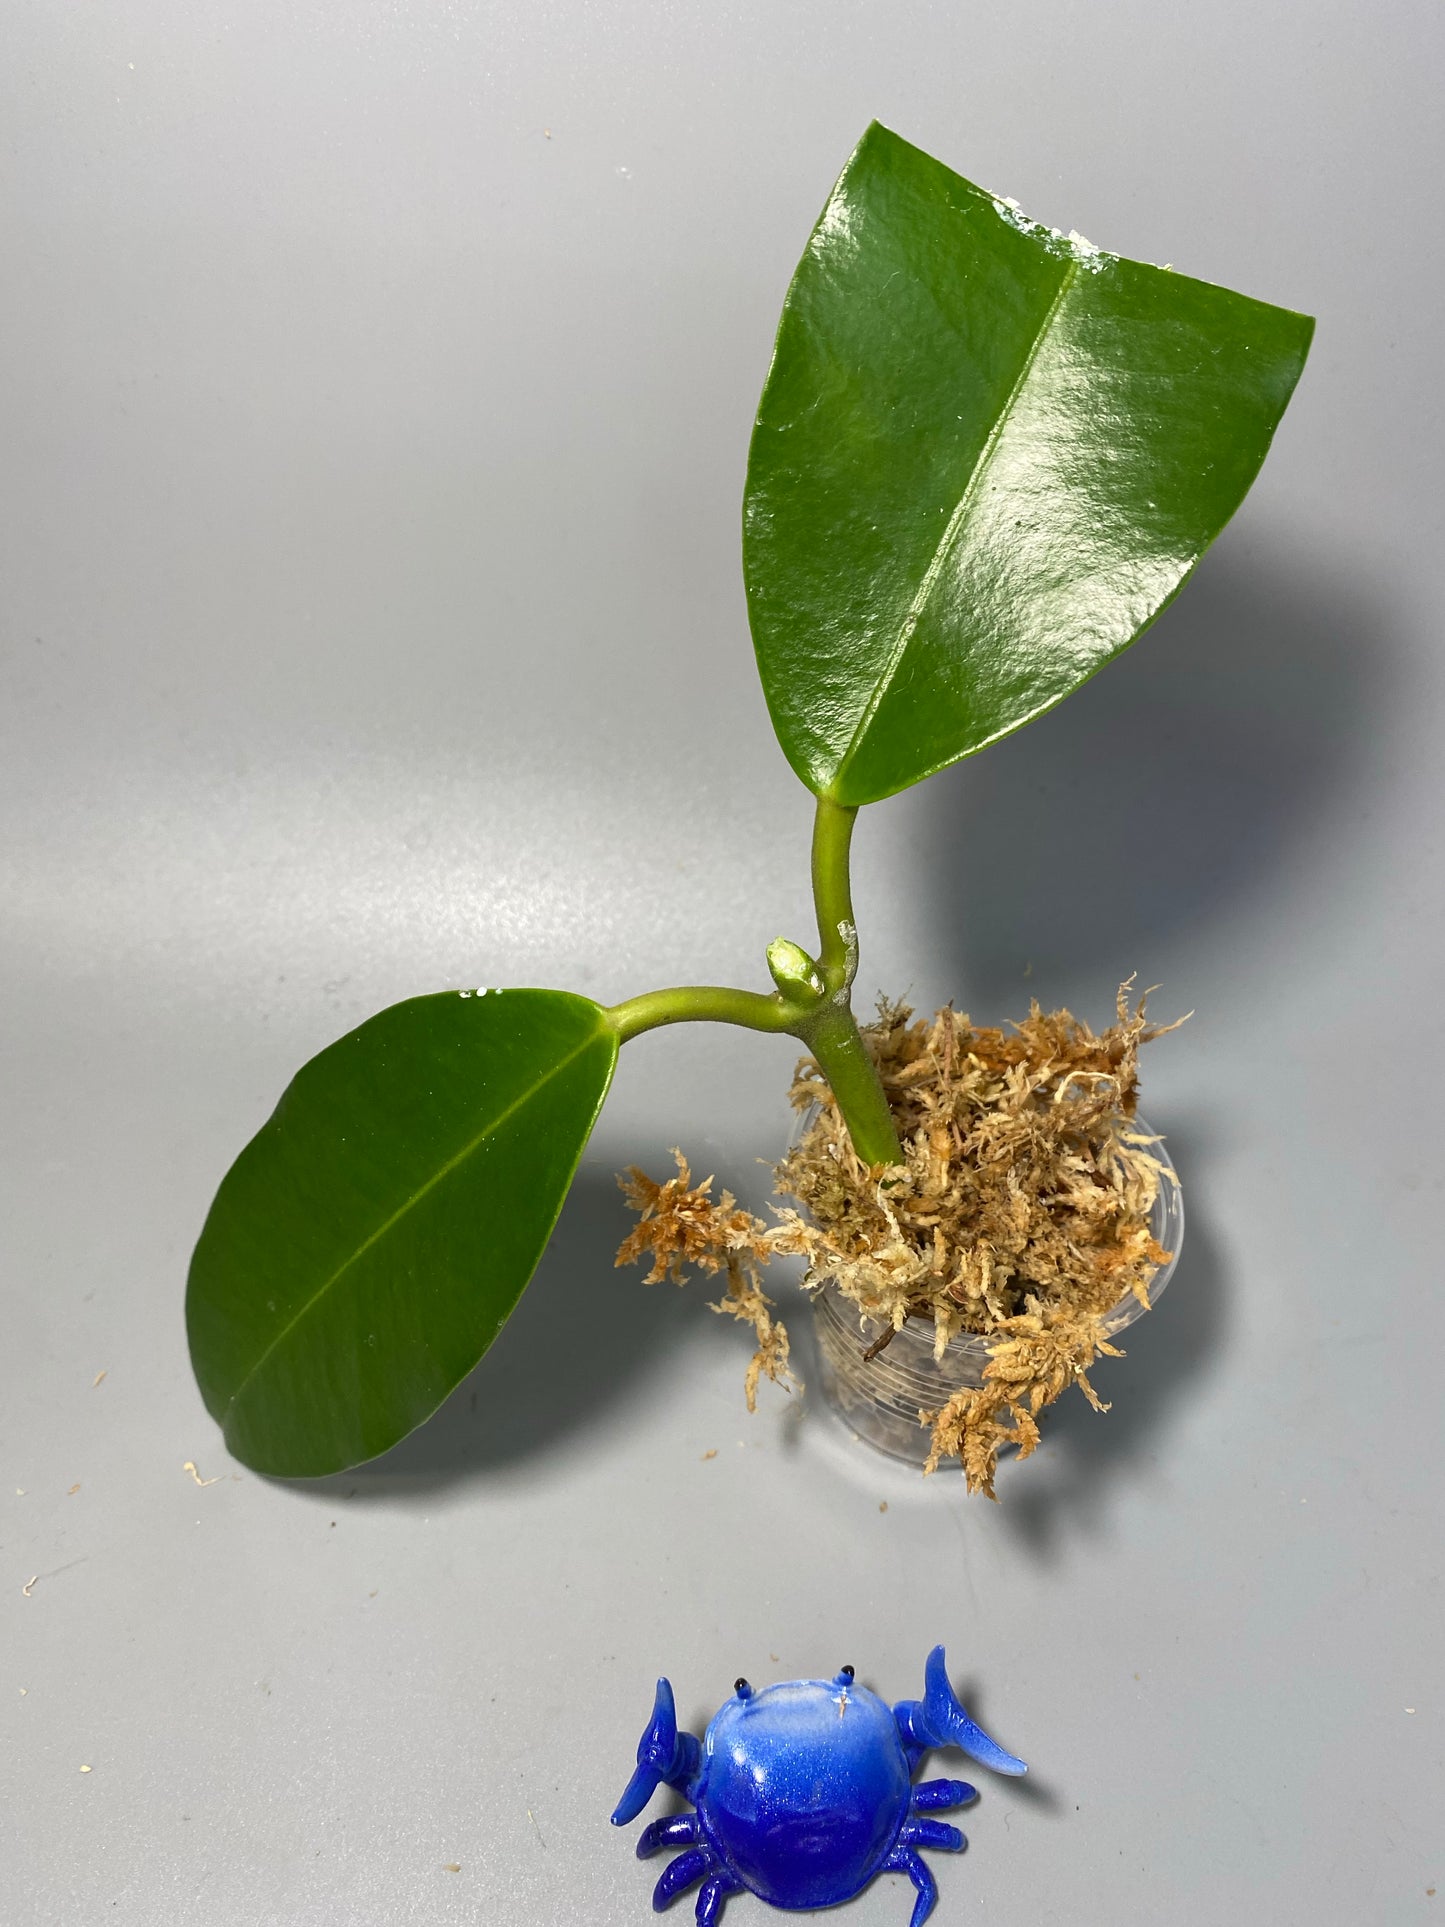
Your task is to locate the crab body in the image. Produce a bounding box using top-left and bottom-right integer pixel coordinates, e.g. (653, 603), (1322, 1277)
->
(701, 1677), (911, 1908)
(611, 1648), (1025, 1927)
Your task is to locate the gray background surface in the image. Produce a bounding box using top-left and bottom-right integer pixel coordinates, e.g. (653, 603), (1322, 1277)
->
(3, 3), (1441, 1921)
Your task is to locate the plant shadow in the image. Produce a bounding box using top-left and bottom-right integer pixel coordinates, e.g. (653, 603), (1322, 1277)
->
(914, 542), (1394, 1014)
(296, 1162), (720, 1498)
(882, 539), (1392, 1547)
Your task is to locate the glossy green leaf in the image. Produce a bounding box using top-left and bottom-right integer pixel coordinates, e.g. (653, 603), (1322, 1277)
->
(744, 122), (1315, 806)
(187, 989), (617, 1476)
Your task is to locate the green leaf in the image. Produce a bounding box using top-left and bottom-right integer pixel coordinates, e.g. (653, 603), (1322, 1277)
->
(186, 989), (617, 1476)
(744, 122), (1315, 806)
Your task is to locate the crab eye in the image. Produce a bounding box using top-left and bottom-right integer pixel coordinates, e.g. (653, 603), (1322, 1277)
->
(840, 1665), (855, 1680)
(734, 1677), (753, 1699)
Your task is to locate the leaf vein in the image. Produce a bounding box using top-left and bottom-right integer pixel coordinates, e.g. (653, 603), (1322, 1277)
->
(219, 1023), (608, 1426)
(829, 257), (1081, 794)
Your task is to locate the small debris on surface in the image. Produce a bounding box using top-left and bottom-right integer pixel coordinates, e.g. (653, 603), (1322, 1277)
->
(182, 1461), (221, 1487)
(878, 1501), (888, 1513)
(700, 1449), (717, 1461)
(92, 1371), (107, 1388)
(20, 1557), (87, 1594)
(79, 1764), (92, 1773)
(67, 1484), (80, 1496)
(443, 1864), (461, 1873)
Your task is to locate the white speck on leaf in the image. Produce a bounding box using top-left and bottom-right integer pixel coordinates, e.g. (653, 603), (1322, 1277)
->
(989, 195), (1114, 272)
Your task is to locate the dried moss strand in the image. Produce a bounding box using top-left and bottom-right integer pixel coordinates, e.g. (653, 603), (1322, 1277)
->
(614, 1152), (795, 1406)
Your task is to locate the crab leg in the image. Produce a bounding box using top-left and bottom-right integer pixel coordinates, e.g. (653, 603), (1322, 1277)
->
(893, 1646), (1027, 1777)
(637, 1814), (702, 1858)
(651, 1847), (715, 1910)
(882, 1845), (938, 1927)
(909, 1777), (975, 1813)
(695, 1871), (742, 1927)
(613, 1678), (705, 1825)
(898, 1817), (965, 1853)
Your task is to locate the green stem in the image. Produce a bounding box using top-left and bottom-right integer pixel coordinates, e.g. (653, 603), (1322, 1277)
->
(794, 1000), (904, 1168)
(608, 984), (796, 1043)
(605, 796), (905, 1168)
(807, 795), (902, 1163)
(811, 795), (859, 991)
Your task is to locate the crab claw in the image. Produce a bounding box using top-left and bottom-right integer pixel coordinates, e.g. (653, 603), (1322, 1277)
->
(920, 1646), (1027, 1777)
(611, 1677), (701, 1825)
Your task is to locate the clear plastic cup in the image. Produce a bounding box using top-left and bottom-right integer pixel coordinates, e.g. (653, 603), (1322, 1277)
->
(806, 1114), (1184, 1466)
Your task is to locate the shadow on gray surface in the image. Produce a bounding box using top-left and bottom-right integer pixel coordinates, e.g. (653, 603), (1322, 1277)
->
(882, 541), (1387, 1545)
(297, 1164), (731, 1498)
(918, 544), (1393, 1013)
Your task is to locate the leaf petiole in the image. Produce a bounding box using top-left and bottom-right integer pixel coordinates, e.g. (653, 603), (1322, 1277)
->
(606, 984), (798, 1040)
(811, 796), (860, 992)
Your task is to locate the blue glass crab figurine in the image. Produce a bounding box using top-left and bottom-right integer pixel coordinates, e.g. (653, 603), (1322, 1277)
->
(611, 1646), (1026, 1927)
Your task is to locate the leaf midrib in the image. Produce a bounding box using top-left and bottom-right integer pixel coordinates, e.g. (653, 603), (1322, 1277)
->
(219, 1023), (609, 1426)
(827, 254), (1082, 800)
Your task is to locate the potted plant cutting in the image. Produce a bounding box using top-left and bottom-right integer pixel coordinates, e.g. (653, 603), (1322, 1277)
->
(186, 123), (1312, 1494)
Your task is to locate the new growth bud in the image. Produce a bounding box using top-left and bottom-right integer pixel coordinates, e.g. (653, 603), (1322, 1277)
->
(766, 937), (824, 1004)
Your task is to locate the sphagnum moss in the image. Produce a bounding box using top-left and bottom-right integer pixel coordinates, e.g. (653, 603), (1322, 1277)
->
(617, 984), (1181, 1497)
